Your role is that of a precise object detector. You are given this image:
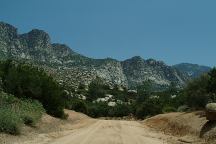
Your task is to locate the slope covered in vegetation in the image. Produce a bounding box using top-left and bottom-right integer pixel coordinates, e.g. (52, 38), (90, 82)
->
(0, 60), (66, 118)
(0, 60), (67, 135)
(0, 92), (44, 135)
(68, 68), (216, 119)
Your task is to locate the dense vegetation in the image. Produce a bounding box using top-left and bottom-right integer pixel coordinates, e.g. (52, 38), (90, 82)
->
(68, 68), (216, 119)
(0, 60), (66, 118)
(0, 60), (69, 134)
(0, 59), (215, 135)
(184, 69), (216, 109)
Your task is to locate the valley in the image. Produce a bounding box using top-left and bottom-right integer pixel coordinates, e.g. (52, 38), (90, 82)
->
(0, 22), (215, 144)
(0, 0), (215, 143)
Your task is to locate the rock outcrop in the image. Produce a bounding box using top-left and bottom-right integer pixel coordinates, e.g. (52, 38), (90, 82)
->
(206, 103), (216, 121)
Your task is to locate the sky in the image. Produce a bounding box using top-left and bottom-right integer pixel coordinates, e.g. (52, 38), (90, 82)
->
(0, 0), (215, 67)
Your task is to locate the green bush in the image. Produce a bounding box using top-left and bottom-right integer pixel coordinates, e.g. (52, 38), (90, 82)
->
(162, 106), (176, 113)
(69, 99), (88, 114)
(87, 77), (108, 101)
(18, 99), (44, 126)
(135, 105), (146, 119)
(177, 105), (190, 112)
(108, 104), (130, 117)
(0, 92), (45, 134)
(87, 102), (109, 118)
(184, 74), (210, 109)
(136, 81), (152, 103)
(135, 98), (162, 119)
(0, 108), (22, 135)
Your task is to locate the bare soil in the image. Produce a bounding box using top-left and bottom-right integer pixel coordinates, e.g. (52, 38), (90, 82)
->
(144, 111), (216, 144)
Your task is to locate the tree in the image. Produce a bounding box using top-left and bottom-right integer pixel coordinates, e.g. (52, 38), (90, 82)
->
(207, 68), (216, 102)
(184, 74), (210, 109)
(87, 77), (107, 101)
(135, 98), (162, 119)
(208, 68), (216, 93)
(136, 80), (152, 103)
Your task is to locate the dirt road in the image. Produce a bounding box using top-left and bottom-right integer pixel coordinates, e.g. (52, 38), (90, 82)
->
(49, 120), (167, 144)
(1, 111), (204, 144)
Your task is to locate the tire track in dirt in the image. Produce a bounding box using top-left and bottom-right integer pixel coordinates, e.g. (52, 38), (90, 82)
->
(48, 120), (166, 144)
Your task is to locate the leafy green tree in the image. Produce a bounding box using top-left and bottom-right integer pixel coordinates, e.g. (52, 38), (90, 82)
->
(184, 74), (210, 109)
(135, 98), (162, 119)
(108, 104), (130, 117)
(68, 99), (88, 114)
(207, 68), (216, 102)
(87, 77), (107, 101)
(87, 102), (109, 117)
(110, 85), (128, 102)
(136, 80), (152, 103)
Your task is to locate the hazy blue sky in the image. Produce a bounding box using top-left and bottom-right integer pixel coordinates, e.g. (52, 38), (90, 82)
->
(0, 0), (215, 66)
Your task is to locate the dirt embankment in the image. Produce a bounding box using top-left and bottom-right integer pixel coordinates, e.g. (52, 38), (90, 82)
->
(0, 110), (96, 144)
(144, 111), (216, 143)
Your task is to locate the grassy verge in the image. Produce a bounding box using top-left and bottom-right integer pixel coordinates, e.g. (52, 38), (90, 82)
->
(0, 92), (45, 135)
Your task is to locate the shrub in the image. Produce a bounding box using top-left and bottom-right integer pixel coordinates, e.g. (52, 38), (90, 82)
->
(135, 98), (162, 119)
(184, 74), (210, 109)
(0, 108), (22, 135)
(86, 105), (100, 118)
(87, 77), (108, 101)
(69, 99), (88, 114)
(22, 116), (34, 126)
(0, 77), (2, 91)
(0, 92), (45, 134)
(177, 105), (190, 112)
(108, 104), (130, 117)
(162, 106), (177, 113)
(135, 105), (146, 119)
(18, 99), (44, 126)
(87, 102), (109, 118)
(208, 68), (216, 94)
(136, 80), (153, 103)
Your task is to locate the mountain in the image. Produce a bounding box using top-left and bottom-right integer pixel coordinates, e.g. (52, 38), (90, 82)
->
(121, 56), (188, 89)
(0, 22), (201, 90)
(173, 63), (211, 78)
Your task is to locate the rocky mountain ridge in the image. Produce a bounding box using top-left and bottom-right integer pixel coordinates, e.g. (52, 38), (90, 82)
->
(0, 22), (208, 90)
(173, 63), (211, 78)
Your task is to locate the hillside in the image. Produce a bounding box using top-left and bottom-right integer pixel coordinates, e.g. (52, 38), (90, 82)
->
(173, 63), (211, 78)
(0, 21), (208, 90)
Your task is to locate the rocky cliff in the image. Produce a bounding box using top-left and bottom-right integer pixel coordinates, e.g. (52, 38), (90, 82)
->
(0, 22), (192, 90)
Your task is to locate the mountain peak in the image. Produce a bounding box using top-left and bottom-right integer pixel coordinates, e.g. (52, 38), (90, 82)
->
(0, 21), (15, 28)
(131, 56), (143, 60)
(27, 29), (50, 42)
(0, 22), (18, 40)
(20, 29), (51, 48)
(146, 59), (166, 66)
